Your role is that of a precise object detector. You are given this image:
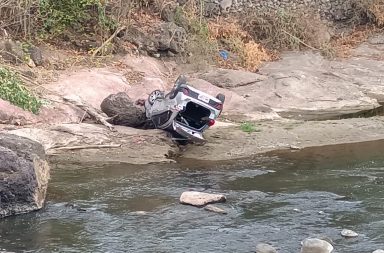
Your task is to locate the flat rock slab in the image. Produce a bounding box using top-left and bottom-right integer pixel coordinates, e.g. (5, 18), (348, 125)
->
(180, 191), (226, 207)
(199, 68), (266, 88)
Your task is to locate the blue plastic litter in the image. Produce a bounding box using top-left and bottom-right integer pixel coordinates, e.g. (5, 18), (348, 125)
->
(219, 50), (229, 60)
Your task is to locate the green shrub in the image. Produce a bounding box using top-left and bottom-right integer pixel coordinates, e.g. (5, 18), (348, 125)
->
(38, 0), (116, 37)
(0, 67), (42, 114)
(240, 122), (260, 133)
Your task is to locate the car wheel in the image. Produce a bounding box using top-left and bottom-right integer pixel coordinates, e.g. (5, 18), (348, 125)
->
(148, 90), (164, 105)
(168, 75), (187, 99)
(175, 75), (187, 85)
(216, 93), (225, 103)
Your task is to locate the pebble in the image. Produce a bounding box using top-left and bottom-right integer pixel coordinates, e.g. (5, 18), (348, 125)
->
(255, 243), (277, 253)
(341, 229), (358, 238)
(300, 238), (333, 253)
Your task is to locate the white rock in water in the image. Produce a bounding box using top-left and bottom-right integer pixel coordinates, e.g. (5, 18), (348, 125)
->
(255, 243), (278, 253)
(372, 250), (384, 253)
(180, 191), (226, 206)
(300, 238), (333, 253)
(204, 204), (227, 214)
(341, 229), (359, 238)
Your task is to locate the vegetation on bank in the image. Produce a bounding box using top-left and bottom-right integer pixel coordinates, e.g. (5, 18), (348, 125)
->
(0, 0), (384, 113)
(0, 67), (41, 114)
(240, 122), (260, 133)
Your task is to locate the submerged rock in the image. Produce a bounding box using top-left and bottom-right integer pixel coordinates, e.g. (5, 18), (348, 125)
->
(255, 243), (278, 253)
(341, 229), (359, 238)
(0, 134), (50, 218)
(203, 204), (227, 214)
(180, 191), (226, 207)
(300, 238), (333, 253)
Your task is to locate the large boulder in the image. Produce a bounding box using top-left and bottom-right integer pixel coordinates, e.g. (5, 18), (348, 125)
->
(156, 22), (187, 54)
(100, 92), (151, 128)
(0, 134), (50, 218)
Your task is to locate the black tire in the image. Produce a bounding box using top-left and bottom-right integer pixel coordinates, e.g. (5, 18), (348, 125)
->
(175, 75), (187, 85)
(167, 75), (188, 99)
(216, 93), (225, 103)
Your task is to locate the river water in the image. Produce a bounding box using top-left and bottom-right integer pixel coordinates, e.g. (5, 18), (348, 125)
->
(1, 141), (384, 253)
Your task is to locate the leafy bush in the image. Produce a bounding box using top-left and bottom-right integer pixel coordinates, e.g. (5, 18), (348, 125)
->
(38, 0), (116, 37)
(240, 122), (260, 133)
(0, 67), (42, 114)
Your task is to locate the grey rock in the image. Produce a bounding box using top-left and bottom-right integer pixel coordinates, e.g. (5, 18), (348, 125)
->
(100, 92), (151, 129)
(300, 238), (333, 253)
(219, 0), (233, 12)
(204, 2), (221, 17)
(204, 204), (227, 214)
(29, 46), (43, 66)
(157, 22), (187, 54)
(255, 243), (278, 253)
(340, 229), (358, 238)
(0, 39), (24, 64)
(0, 134), (50, 218)
(122, 27), (157, 54)
(180, 191), (226, 207)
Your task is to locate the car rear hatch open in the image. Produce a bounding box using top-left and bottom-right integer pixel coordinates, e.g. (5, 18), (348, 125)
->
(175, 102), (212, 130)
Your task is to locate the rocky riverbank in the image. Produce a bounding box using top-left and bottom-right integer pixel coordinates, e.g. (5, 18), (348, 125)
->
(2, 33), (384, 165)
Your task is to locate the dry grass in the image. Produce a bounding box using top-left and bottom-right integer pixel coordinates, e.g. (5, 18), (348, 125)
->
(0, 0), (38, 38)
(331, 27), (375, 58)
(241, 8), (330, 51)
(208, 17), (273, 72)
(349, 0), (384, 27)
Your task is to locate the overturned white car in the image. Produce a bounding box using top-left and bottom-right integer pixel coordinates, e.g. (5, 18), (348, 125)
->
(145, 76), (225, 143)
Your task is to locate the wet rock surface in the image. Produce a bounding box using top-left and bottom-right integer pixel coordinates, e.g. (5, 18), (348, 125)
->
(203, 204), (227, 214)
(300, 238), (333, 253)
(340, 229), (359, 238)
(180, 191), (226, 207)
(0, 134), (50, 218)
(255, 243), (278, 253)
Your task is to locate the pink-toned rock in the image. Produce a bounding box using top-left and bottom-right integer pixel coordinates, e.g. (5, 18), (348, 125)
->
(46, 68), (130, 109)
(180, 191), (226, 207)
(0, 98), (83, 125)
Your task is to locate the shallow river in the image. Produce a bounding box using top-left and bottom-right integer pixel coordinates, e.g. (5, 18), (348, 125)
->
(1, 141), (384, 253)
